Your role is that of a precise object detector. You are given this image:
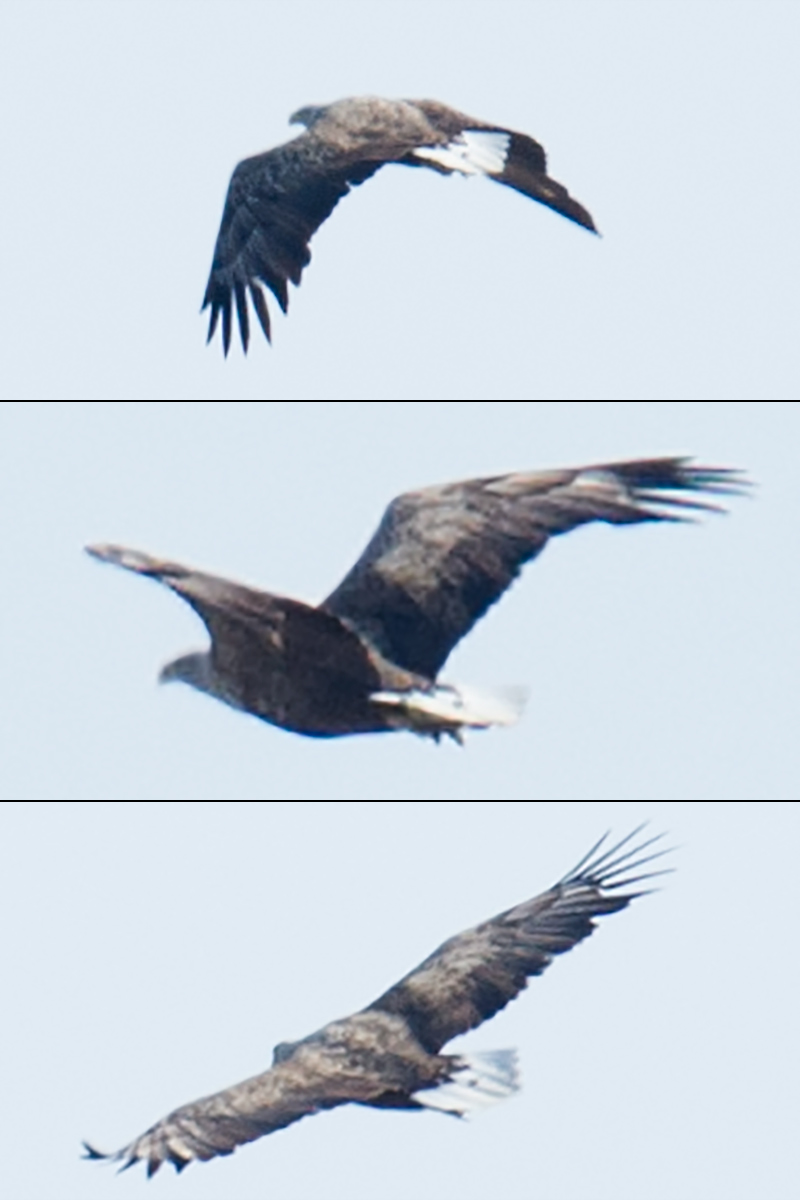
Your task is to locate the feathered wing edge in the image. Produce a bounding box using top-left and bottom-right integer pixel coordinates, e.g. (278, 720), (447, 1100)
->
(494, 130), (598, 232)
(81, 1066), (325, 1178)
(581, 459), (752, 519)
(367, 826), (673, 1053)
(409, 829), (672, 1114)
(322, 457), (751, 681)
(202, 144), (382, 355)
(556, 823), (673, 895)
(407, 101), (597, 232)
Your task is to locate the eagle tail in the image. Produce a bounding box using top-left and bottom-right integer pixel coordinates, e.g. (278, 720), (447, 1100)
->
(410, 130), (513, 176)
(413, 1050), (521, 1117)
(370, 683), (527, 741)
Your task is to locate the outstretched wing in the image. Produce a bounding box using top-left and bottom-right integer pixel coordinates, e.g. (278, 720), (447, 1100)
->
(83, 544), (385, 720)
(410, 100), (597, 231)
(202, 138), (381, 354)
(496, 129), (597, 230)
(83, 1069), (309, 1177)
(82, 1049), (374, 1178)
(366, 827), (671, 1054)
(323, 457), (748, 679)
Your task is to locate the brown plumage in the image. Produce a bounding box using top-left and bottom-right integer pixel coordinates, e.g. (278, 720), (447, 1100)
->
(86, 456), (747, 743)
(83, 826), (670, 1176)
(202, 96), (598, 353)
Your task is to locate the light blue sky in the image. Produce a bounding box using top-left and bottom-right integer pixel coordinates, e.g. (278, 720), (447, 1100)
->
(1, 1), (798, 399)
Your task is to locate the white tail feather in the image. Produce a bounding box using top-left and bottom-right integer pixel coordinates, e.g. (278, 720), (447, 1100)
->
(412, 130), (511, 176)
(413, 1050), (521, 1117)
(371, 682), (527, 736)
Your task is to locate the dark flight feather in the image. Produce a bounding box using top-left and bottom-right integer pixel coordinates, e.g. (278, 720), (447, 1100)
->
(367, 826), (671, 1053)
(323, 457), (748, 679)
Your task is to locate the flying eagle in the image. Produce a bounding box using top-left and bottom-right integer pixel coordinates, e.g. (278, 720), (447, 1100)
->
(201, 96), (598, 353)
(84, 826), (670, 1176)
(86, 456), (746, 744)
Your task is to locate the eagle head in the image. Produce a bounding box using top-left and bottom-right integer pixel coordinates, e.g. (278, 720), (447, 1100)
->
(289, 104), (328, 129)
(272, 1040), (301, 1065)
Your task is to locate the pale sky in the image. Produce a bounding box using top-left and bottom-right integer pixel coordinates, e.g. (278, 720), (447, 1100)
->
(2, 2), (799, 1197)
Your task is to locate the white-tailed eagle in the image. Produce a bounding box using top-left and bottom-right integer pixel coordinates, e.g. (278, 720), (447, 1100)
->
(84, 826), (670, 1176)
(202, 96), (598, 353)
(86, 457), (746, 743)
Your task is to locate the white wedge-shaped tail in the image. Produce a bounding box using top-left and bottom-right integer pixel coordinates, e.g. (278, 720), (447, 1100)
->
(370, 682), (528, 741)
(411, 130), (512, 176)
(413, 1050), (521, 1117)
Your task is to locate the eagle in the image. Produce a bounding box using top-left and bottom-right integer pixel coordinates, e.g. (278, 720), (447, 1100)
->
(84, 826), (670, 1176)
(86, 457), (746, 743)
(201, 96), (598, 353)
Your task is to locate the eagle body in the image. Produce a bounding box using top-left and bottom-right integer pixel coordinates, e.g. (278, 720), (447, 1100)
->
(202, 95), (599, 352)
(87, 457), (746, 743)
(84, 828), (670, 1176)
(153, 579), (417, 738)
(266, 1009), (453, 1104)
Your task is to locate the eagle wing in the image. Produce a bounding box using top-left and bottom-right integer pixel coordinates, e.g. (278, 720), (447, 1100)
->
(202, 136), (381, 354)
(410, 99), (597, 231)
(323, 457), (747, 679)
(366, 827), (670, 1054)
(82, 1047), (383, 1178)
(83, 1068), (312, 1177)
(83, 545), (385, 709)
